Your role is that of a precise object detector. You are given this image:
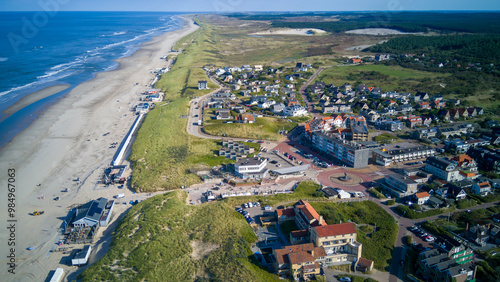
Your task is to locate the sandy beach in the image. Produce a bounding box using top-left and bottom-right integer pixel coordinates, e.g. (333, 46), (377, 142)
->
(0, 17), (198, 281)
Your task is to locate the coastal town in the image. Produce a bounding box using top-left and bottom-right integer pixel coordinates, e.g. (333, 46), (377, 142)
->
(1, 9), (499, 282)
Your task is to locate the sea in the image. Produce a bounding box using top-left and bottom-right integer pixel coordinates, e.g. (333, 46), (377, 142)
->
(0, 12), (184, 149)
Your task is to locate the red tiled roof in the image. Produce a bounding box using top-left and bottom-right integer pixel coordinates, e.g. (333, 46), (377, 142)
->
(312, 222), (356, 238)
(274, 243), (315, 264)
(288, 251), (315, 265)
(357, 257), (374, 267)
(276, 208), (295, 218)
(415, 192), (430, 199)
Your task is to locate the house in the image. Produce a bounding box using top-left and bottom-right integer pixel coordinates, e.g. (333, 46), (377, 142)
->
(381, 121), (405, 132)
(414, 192), (431, 205)
(412, 127), (438, 139)
(272, 103), (285, 114)
(472, 182), (492, 196)
(448, 186), (468, 201)
(375, 54), (390, 61)
(432, 100), (446, 109)
(418, 102), (431, 110)
(467, 147), (500, 174)
(424, 156), (461, 182)
(349, 58), (363, 64)
(406, 116), (423, 128)
(257, 99), (275, 109)
(236, 114), (255, 124)
(283, 105), (307, 117)
(465, 224), (489, 246)
(451, 155), (478, 172)
(415, 92), (430, 101)
(198, 80), (208, 90)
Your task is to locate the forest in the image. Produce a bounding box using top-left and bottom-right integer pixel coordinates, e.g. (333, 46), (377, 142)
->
(227, 12), (500, 34)
(367, 34), (500, 66)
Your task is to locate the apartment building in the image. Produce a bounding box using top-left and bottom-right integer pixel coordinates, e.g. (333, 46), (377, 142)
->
(372, 142), (435, 166)
(311, 131), (370, 168)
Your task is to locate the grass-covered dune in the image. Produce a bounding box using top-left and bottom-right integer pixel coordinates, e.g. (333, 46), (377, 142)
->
(79, 191), (280, 281)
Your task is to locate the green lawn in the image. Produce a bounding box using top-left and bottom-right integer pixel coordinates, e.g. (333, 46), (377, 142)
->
(311, 201), (398, 271)
(373, 133), (401, 144)
(79, 191), (280, 281)
(203, 117), (297, 141)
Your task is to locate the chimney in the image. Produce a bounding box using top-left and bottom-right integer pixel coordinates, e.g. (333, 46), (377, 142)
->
(319, 216), (324, 226)
(310, 249), (315, 257)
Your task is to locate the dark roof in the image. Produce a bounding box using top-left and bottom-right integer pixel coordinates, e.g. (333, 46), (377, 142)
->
(426, 156), (455, 170)
(74, 198), (107, 225)
(434, 234), (463, 252)
(322, 187), (339, 197)
(236, 158), (265, 166)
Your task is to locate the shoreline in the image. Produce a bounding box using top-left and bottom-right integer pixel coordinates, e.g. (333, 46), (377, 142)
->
(0, 16), (199, 281)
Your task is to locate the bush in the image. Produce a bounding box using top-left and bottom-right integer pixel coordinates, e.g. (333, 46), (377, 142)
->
(368, 188), (386, 199)
(395, 205), (445, 219)
(386, 199), (395, 206)
(457, 199), (478, 209)
(404, 235), (413, 246)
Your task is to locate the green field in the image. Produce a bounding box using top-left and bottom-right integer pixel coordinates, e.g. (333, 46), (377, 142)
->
(315, 64), (448, 93)
(203, 117), (297, 141)
(79, 191), (280, 281)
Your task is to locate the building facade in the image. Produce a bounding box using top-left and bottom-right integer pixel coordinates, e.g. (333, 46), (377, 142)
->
(311, 131), (370, 168)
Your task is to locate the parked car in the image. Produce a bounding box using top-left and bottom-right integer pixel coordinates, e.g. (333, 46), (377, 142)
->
(339, 277), (351, 282)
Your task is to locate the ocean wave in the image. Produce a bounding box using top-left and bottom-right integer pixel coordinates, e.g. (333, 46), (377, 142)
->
(100, 30), (128, 37)
(0, 57), (8, 62)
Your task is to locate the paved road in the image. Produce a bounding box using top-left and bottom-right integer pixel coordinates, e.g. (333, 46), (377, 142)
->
(299, 67), (325, 119)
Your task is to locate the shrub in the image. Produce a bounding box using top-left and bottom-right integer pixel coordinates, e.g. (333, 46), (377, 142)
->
(404, 235), (413, 246)
(457, 199), (478, 209)
(386, 199), (396, 206)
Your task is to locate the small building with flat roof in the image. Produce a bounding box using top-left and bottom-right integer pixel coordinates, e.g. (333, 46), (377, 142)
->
(72, 245), (92, 266)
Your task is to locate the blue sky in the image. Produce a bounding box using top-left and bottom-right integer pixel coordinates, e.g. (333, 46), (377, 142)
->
(1, 0), (499, 12)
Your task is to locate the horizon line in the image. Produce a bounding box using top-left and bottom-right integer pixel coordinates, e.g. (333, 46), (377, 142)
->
(1, 10), (500, 13)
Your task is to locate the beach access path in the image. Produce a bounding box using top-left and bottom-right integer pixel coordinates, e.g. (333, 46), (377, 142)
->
(0, 18), (199, 282)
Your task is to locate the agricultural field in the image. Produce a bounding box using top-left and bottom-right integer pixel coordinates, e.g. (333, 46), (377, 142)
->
(79, 191), (280, 281)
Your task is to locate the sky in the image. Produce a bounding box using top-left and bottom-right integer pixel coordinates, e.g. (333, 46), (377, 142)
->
(0, 0), (499, 12)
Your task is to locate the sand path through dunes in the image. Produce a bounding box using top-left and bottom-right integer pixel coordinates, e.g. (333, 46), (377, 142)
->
(0, 17), (199, 281)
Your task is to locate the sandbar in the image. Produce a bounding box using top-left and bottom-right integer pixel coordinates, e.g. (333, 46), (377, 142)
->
(1, 84), (70, 116)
